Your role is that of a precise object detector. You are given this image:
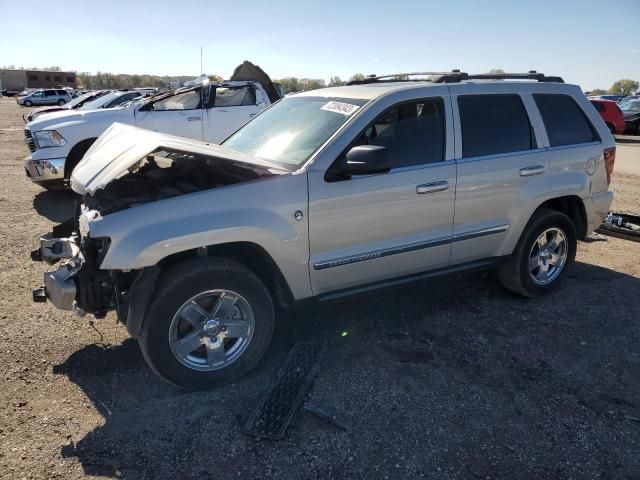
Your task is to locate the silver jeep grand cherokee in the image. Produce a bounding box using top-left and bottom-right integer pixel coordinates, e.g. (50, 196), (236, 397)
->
(32, 71), (615, 389)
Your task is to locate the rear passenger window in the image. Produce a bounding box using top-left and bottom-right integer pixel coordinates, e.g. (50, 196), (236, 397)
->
(458, 94), (535, 158)
(44, 90), (56, 97)
(350, 98), (445, 168)
(534, 94), (599, 147)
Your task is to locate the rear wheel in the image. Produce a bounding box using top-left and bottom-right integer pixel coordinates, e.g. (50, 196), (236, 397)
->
(498, 208), (577, 298)
(138, 258), (275, 389)
(57, 99), (66, 106)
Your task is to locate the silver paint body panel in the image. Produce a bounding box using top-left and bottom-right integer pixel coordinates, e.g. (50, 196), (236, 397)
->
(80, 81), (613, 301)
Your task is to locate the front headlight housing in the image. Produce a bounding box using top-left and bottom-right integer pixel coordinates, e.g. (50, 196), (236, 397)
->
(33, 130), (67, 148)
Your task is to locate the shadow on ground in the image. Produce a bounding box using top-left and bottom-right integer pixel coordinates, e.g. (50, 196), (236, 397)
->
(53, 262), (640, 479)
(33, 189), (77, 222)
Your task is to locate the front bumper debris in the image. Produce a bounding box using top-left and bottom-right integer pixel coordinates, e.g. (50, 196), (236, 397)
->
(25, 156), (66, 182)
(42, 266), (78, 310)
(32, 235), (83, 311)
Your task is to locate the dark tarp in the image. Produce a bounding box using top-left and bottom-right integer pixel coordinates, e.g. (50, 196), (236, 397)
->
(230, 61), (281, 104)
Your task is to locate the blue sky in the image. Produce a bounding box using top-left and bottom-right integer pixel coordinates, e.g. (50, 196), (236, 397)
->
(0, 0), (638, 90)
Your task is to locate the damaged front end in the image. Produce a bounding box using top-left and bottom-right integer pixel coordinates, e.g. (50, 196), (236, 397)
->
(32, 217), (123, 318)
(31, 122), (287, 327)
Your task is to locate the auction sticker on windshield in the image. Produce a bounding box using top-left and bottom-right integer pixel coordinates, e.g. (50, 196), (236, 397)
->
(321, 101), (360, 116)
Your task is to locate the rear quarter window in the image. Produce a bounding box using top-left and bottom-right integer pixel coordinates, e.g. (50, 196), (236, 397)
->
(534, 94), (599, 147)
(458, 94), (535, 158)
(590, 101), (605, 113)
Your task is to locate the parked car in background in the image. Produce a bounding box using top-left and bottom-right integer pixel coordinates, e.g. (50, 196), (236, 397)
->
(24, 61), (281, 189)
(590, 94), (626, 103)
(620, 99), (640, 134)
(24, 90), (110, 122)
(17, 89), (72, 107)
(621, 95), (639, 103)
(589, 99), (625, 134)
(32, 71), (615, 388)
(16, 89), (35, 98)
(76, 90), (147, 110)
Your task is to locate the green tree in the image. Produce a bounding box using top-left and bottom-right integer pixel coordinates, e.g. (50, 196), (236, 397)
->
(276, 77), (301, 93)
(588, 89), (608, 96)
(298, 78), (326, 91)
(328, 76), (345, 87)
(610, 79), (639, 96)
(349, 73), (366, 82)
(488, 68), (505, 74)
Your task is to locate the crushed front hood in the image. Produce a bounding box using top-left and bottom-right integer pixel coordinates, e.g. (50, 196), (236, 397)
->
(71, 123), (286, 195)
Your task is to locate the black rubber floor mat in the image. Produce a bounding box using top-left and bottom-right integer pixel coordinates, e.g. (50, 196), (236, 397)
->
(244, 341), (326, 440)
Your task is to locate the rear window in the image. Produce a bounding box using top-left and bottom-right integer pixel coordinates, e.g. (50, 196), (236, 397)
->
(212, 86), (256, 107)
(458, 94), (535, 158)
(534, 94), (599, 147)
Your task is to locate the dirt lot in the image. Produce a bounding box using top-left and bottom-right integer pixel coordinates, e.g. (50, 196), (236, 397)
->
(1, 98), (639, 479)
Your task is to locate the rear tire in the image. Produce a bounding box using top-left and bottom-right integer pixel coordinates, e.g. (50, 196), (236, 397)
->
(498, 208), (577, 298)
(57, 99), (66, 106)
(138, 257), (275, 389)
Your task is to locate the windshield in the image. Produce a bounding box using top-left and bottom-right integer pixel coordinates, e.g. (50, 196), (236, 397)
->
(223, 96), (368, 167)
(620, 100), (640, 112)
(66, 92), (96, 108)
(79, 91), (122, 110)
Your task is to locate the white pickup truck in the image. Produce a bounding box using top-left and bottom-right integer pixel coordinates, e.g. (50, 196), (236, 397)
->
(24, 62), (281, 189)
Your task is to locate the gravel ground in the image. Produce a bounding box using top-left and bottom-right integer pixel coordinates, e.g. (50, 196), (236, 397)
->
(1, 98), (639, 479)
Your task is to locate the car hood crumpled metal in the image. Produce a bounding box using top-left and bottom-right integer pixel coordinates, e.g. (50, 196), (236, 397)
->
(70, 123), (287, 195)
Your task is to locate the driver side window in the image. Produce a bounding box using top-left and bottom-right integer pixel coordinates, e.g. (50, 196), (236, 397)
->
(153, 90), (202, 111)
(350, 98), (445, 168)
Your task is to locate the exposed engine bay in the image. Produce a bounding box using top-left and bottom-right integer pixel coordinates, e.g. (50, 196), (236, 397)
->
(83, 148), (275, 214)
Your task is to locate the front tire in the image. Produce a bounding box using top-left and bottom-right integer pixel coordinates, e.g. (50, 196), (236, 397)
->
(24, 100), (32, 107)
(498, 208), (577, 298)
(138, 258), (275, 389)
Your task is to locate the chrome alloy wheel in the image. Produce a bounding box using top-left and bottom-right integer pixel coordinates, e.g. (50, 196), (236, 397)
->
(528, 227), (568, 285)
(168, 290), (255, 371)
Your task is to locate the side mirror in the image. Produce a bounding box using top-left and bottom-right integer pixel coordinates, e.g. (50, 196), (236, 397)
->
(341, 145), (391, 176)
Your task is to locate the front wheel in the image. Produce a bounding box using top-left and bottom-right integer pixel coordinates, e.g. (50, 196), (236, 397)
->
(138, 258), (275, 389)
(24, 100), (32, 107)
(498, 208), (577, 298)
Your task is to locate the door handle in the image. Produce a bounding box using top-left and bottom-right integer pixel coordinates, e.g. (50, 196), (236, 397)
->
(187, 116), (201, 122)
(519, 165), (545, 177)
(416, 181), (449, 194)
(249, 113), (257, 117)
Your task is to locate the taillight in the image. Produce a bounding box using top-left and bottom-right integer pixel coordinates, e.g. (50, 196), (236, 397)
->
(604, 146), (616, 185)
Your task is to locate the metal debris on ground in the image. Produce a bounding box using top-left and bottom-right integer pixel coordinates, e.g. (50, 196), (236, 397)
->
(304, 402), (350, 431)
(597, 212), (640, 243)
(244, 341), (326, 440)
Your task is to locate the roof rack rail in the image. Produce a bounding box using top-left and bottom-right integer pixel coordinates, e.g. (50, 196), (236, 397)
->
(346, 70), (564, 85)
(442, 71), (564, 84)
(346, 71), (464, 85)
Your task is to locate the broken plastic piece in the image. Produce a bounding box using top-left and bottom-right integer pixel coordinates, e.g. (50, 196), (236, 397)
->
(304, 402), (350, 431)
(244, 341), (326, 440)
